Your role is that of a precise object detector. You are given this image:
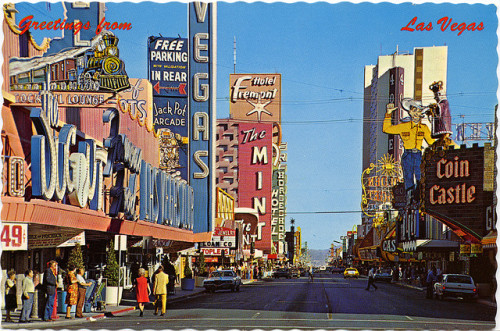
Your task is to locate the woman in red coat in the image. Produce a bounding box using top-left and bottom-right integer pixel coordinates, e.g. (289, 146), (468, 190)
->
(135, 268), (151, 317)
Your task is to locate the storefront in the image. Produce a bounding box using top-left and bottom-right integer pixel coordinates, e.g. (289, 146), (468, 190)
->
(1, 5), (211, 294)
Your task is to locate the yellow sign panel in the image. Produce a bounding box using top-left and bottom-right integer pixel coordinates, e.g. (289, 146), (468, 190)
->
(460, 244), (471, 254)
(216, 188), (235, 221)
(471, 244), (483, 254)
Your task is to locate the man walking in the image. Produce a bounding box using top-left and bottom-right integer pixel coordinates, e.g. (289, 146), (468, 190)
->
(365, 267), (378, 291)
(153, 266), (169, 316)
(43, 261), (58, 321)
(426, 267), (437, 299)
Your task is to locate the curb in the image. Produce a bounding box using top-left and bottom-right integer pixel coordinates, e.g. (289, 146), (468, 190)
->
(87, 306), (136, 320)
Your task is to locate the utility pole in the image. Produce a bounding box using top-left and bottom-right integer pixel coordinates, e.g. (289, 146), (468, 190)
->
(233, 36), (236, 74)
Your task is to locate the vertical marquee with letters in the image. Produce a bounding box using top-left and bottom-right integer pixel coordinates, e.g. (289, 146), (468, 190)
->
(189, 2), (216, 233)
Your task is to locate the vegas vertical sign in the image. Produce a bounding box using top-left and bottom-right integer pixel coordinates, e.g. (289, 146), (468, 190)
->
(189, 2), (216, 233)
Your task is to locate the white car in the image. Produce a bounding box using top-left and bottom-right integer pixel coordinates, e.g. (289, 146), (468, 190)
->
(203, 270), (242, 293)
(434, 274), (477, 301)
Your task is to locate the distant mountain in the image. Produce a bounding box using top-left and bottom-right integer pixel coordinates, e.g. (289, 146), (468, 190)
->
(309, 249), (330, 266)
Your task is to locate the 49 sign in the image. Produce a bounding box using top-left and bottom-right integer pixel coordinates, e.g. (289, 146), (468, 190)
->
(1, 223), (28, 251)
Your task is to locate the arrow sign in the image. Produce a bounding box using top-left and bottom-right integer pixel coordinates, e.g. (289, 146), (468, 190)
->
(153, 82), (187, 95)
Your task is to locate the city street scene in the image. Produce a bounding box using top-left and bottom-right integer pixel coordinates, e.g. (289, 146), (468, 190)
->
(0, 1), (498, 330)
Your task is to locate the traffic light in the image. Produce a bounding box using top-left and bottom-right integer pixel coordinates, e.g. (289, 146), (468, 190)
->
(250, 242), (255, 254)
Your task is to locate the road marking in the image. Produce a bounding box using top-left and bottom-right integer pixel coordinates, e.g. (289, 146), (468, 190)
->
(406, 316), (414, 321)
(276, 300), (318, 304)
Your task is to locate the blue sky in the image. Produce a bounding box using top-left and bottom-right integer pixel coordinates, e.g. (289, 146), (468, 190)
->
(14, 1), (498, 250)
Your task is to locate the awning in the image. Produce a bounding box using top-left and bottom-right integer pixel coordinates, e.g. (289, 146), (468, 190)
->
(481, 230), (497, 249)
(2, 196), (211, 243)
(402, 239), (459, 252)
(243, 249), (263, 258)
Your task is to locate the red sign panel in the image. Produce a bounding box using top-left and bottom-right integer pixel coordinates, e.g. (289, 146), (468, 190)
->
(238, 122), (273, 253)
(422, 146), (495, 239)
(214, 227), (236, 236)
(201, 247), (230, 256)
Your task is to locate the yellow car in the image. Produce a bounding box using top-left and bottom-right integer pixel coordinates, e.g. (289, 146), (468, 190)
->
(343, 267), (359, 279)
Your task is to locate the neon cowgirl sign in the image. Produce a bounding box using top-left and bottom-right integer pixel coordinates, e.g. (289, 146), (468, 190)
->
(30, 90), (194, 228)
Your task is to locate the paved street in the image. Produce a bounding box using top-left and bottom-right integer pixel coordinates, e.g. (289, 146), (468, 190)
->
(52, 273), (495, 330)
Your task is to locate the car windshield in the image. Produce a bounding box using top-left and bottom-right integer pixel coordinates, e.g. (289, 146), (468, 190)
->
(446, 275), (473, 284)
(211, 271), (234, 277)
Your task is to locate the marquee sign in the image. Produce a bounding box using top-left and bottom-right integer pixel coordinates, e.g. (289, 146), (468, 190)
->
(189, 2), (216, 233)
(1, 223), (28, 251)
(361, 154), (403, 217)
(29, 86), (194, 228)
(216, 188), (235, 220)
(238, 122), (273, 252)
(10, 32), (130, 93)
(272, 142), (287, 254)
(201, 247), (230, 256)
(422, 145), (495, 239)
(229, 74), (281, 122)
(201, 227), (237, 249)
(148, 37), (188, 98)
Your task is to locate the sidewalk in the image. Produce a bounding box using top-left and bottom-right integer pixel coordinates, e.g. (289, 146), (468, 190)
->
(3, 282), (207, 329)
(4, 279), (262, 329)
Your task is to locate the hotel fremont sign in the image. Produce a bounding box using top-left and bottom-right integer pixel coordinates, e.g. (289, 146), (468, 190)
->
(229, 74), (281, 123)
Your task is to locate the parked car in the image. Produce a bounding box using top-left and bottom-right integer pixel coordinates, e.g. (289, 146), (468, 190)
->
(343, 267), (359, 279)
(203, 270), (242, 292)
(434, 274), (478, 301)
(273, 268), (291, 279)
(374, 269), (393, 282)
(290, 269), (300, 278)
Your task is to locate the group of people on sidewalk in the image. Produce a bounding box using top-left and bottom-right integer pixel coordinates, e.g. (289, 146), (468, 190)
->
(3, 260), (94, 324)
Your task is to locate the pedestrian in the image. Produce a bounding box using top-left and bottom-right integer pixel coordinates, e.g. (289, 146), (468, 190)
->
(135, 268), (151, 317)
(426, 267), (437, 299)
(75, 268), (92, 318)
(163, 258), (176, 295)
(4, 269), (17, 322)
(64, 265), (78, 319)
(365, 267), (378, 291)
(153, 266), (168, 316)
(43, 261), (58, 322)
(436, 266), (443, 282)
(19, 269), (35, 323)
